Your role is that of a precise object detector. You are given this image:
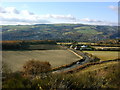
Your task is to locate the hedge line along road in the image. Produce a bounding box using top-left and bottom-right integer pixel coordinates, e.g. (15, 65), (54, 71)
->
(52, 49), (93, 73)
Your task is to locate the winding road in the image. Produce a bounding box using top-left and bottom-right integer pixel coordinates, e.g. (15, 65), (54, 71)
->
(52, 49), (92, 73)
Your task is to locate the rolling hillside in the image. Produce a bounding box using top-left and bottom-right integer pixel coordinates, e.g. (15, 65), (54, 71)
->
(1, 24), (119, 42)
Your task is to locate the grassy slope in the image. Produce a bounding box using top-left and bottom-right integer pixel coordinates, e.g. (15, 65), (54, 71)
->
(83, 51), (119, 61)
(2, 24), (118, 41)
(75, 61), (118, 74)
(70, 61), (120, 88)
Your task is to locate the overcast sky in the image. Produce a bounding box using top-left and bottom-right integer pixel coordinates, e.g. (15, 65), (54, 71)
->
(0, 2), (118, 25)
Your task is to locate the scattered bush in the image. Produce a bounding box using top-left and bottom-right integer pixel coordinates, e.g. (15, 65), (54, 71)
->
(2, 72), (31, 88)
(2, 60), (120, 89)
(23, 60), (51, 76)
(2, 62), (12, 75)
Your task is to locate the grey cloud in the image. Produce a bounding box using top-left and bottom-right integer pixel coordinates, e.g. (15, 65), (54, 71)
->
(0, 6), (6, 13)
(0, 6), (20, 14)
(0, 6), (34, 15)
(0, 15), (50, 25)
(81, 18), (118, 26)
(29, 12), (34, 15)
(13, 9), (19, 14)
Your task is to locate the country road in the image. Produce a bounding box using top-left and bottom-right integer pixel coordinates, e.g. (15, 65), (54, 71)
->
(52, 49), (92, 73)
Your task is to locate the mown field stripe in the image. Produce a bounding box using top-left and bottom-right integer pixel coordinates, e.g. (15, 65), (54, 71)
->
(67, 49), (83, 59)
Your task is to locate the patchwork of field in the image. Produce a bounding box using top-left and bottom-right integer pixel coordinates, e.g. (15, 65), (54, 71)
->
(2, 50), (80, 72)
(83, 51), (119, 61)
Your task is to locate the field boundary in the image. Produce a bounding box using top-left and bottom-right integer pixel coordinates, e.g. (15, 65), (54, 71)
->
(62, 59), (120, 74)
(52, 49), (84, 71)
(67, 49), (83, 59)
(52, 49), (95, 72)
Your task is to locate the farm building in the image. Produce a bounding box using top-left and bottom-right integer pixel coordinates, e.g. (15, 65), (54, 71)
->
(70, 44), (94, 50)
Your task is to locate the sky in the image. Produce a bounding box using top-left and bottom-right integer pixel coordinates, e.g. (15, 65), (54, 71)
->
(0, 2), (118, 26)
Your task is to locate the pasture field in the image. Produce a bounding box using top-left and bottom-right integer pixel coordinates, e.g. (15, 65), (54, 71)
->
(83, 51), (119, 61)
(75, 61), (118, 74)
(2, 50), (79, 72)
(93, 46), (119, 49)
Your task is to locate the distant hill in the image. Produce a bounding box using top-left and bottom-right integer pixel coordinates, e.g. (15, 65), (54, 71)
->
(1, 24), (119, 42)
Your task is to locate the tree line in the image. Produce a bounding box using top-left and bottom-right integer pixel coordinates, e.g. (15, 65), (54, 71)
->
(1, 40), (57, 50)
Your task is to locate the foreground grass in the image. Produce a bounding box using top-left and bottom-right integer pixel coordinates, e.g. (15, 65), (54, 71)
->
(64, 61), (120, 88)
(71, 61), (120, 88)
(83, 51), (119, 61)
(3, 61), (120, 89)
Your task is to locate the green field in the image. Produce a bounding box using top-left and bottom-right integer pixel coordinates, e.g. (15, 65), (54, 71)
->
(83, 51), (119, 61)
(3, 50), (79, 72)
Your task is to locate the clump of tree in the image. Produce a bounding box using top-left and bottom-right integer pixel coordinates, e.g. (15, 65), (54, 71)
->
(2, 40), (29, 50)
(22, 40), (57, 45)
(23, 60), (51, 76)
(2, 40), (57, 50)
(97, 39), (120, 46)
(84, 52), (100, 62)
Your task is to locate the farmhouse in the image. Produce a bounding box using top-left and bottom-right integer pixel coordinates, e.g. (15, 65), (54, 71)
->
(70, 44), (94, 50)
(79, 45), (93, 50)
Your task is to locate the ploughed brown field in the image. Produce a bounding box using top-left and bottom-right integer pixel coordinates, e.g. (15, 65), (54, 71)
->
(3, 50), (79, 72)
